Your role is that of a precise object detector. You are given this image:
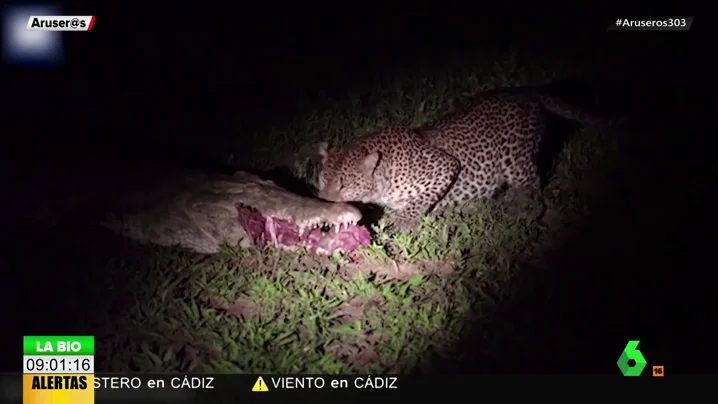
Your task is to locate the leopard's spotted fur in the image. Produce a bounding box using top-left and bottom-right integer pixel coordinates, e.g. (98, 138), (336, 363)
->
(316, 86), (610, 230)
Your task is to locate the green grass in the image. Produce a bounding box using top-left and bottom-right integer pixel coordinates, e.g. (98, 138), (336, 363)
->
(82, 49), (622, 373)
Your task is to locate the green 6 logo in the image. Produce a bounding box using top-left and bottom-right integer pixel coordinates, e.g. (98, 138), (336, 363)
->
(617, 340), (647, 376)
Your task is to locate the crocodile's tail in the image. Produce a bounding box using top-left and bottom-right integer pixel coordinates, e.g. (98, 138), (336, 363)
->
(21, 196), (95, 229)
(95, 211), (126, 234)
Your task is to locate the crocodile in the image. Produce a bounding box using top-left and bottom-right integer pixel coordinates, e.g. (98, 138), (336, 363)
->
(100, 169), (372, 255)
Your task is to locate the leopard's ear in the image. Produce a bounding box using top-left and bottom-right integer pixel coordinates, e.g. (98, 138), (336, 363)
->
(317, 142), (329, 159)
(361, 151), (381, 175)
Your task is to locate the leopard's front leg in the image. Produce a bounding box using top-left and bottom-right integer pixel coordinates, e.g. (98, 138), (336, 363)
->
(384, 157), (460, 232)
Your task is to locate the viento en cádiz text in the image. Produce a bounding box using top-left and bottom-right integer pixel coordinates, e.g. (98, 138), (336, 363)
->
(273, 376), (398, 390)
(608, 16), (694, 31)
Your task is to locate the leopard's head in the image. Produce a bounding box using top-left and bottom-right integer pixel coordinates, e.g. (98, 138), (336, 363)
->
(315, 141), (382, 204)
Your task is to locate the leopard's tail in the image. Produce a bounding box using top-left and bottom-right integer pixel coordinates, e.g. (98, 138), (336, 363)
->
(536, 91), (618, 127)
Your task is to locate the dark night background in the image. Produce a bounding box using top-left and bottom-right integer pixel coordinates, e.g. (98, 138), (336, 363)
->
(1, 5), (710, 375)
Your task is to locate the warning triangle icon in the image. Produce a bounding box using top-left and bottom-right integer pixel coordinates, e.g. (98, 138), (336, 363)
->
(252, 376), (269, 392)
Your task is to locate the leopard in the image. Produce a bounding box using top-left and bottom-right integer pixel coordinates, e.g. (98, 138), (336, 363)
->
(315, 85), (612, 231)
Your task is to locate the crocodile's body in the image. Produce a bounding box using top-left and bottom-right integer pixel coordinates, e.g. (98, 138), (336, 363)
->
(101, 170), (371, 254)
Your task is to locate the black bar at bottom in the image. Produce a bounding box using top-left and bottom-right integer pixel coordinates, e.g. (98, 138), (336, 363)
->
(1, 373), (695, 403)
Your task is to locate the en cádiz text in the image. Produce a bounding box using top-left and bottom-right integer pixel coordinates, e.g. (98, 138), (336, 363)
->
(95, 376), (214, 389)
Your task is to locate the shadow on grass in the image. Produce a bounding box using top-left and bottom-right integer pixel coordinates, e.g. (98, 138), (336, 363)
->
(428, 108), (709, 374)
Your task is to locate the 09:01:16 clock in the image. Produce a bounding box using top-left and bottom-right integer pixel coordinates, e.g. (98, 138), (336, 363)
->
(25, 357), (91, 372)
